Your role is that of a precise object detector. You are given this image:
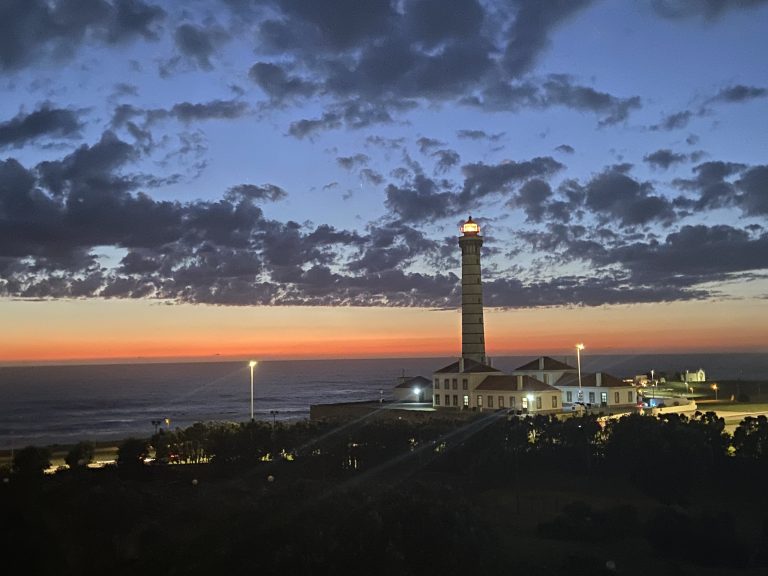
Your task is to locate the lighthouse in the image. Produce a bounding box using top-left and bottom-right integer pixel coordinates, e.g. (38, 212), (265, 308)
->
(459, 216), (486, 364)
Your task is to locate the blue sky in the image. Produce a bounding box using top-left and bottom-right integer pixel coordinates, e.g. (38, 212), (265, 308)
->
(1, 0), (767, 360)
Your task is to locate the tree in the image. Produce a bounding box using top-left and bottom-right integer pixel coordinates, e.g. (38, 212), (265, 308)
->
(117, 438), (150, 469)
(65, 441), (95, 469)
(12, 445), (52, 478)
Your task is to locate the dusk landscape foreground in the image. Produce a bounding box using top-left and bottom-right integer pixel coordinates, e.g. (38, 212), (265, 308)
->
(4, 393), (768, 576)
(2, 0), (768, 573)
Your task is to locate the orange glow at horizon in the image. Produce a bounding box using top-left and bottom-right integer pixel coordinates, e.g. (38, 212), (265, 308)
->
(1, 297), (767, 365)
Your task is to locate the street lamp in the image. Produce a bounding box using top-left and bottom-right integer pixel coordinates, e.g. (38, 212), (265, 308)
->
(712, 383), (719, 401)
(249, 360), (258, 422)
(576, 343), (585, 403)
(270, 410), (279, 428)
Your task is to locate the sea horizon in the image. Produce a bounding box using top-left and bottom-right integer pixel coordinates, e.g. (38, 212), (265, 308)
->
(2, 352), (767, 450)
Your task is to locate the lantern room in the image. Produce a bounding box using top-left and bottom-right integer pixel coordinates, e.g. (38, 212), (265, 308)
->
(461, 216), (480, 236)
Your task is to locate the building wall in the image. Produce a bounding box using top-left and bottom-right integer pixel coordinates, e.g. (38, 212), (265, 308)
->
(432, 371), (491, 409)
(559, 386), (636, 407)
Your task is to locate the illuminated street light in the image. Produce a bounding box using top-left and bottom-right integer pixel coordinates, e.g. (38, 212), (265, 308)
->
(576, 343), (585, 403)
(414, 386), (421, 402)
(249, 360), (258, 422)
(712, 383), (719, 401)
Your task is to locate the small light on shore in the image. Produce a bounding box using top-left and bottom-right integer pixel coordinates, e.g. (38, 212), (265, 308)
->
(267, 474), (274, 483)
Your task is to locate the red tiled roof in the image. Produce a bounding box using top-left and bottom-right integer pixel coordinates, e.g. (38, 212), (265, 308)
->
(554, 372), (631, 388)
(434, 358), (501, 374)
(514, 356), (576, 371)
(475, 374), (560, 392)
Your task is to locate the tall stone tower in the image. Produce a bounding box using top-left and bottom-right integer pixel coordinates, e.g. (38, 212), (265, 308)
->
(459, 216), (486, 364)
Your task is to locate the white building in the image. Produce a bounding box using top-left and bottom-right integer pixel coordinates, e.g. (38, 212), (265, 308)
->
(684, 369), (706, 383)
(393, 376), (433, 403)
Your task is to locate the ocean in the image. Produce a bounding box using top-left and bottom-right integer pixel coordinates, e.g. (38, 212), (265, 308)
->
(1, 353), (766, 450)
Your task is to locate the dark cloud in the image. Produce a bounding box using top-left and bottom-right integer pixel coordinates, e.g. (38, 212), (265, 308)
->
(360, 168), (384, 186)
(170, 100), (248, 122)
(0, 105), (82, 148)
(416, 137), (443, 154)
(456, 129), (505, 141)
(0, 0), (165, 71)
(555, 144), (574, 154)
(173, 22), (228, 70)
(484, 274), (706, 308)
(243, 1), (639, 132)
(501, 0), (594, 76)
(673, 160), (746, 211)
(336, 154), (369, 170)
(467, 75), (641, 126)
(651, 0), (768, 20)
(595, 225), (768, 285)
(511, 179), (553, 223)
(643, 149), (688, 169)
(583, 168), (676, 226)
(460, 156), (564, 204)
(288, 98), (417, 138)
(541, 74), (641, 126)
(735, 165), (768, 216)
(651, 110), (693, 131)
(385, 174), (457, 223)
(708, 84), (767, 104)
(249, 62), (318, 99)
(225, 184), (288, 203)
(432, 149), (461, 173)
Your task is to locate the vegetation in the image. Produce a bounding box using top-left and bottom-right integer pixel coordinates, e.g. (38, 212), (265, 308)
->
(2, 411), (768, 574)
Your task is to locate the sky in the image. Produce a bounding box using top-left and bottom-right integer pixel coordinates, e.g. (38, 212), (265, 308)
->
(1, 0), (767, 364)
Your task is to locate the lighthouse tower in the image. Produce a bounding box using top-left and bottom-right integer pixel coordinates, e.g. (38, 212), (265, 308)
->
(459, 216), (486, 364)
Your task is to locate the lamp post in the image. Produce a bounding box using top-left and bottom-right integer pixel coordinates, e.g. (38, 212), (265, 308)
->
(712, 383), (719, 401)
(249, 360), (258, 422)
(270, 410), (278, 428)
(576, 343), (585, 403)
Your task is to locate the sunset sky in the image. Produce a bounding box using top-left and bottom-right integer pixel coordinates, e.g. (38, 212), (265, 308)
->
(1, 0), (767, 364)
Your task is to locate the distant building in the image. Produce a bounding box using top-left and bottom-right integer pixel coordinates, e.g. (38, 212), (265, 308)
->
(684, 369), (706, 383)
(393, 375), (432, 403)
(554, 371), (637, 408)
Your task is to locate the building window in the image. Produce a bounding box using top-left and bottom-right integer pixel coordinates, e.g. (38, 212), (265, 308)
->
(552, 396), (558, 408)
(445, 395), (450, 406)
(566, 391), (573, 403)
(452, 378), (457, 390)
(452, 395), (458, 406)
(487, 395), (494, 408)
(498, 396), (504, 408)
(521, 397), (528, 410)
(462, 378), (468, 390)
(477, 395), (483, 407)
(614, 392), (620, 404)
(463, 395), (469, 407)
(589, 392), (595, 403)
(628, 391), (633, 402)
(510, 396), (516, 408)
(536, 397), (542, 409)
(434, 378), (439, 389)
(444, 379), (449, 388)
(601, 392), (608, 405)
(434, 395), (440, 406)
